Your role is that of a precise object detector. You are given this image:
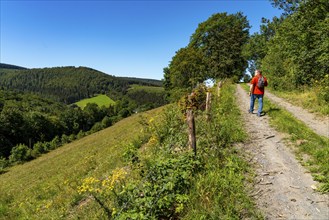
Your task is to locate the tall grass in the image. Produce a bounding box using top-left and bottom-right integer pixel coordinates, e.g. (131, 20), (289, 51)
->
(182, 82), (262, 219)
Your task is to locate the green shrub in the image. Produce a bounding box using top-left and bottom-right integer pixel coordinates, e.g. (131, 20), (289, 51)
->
(76, 130), (85, 139)
(101, 116), (112, 128)
(31, 141), (49, 157)
(90, 122), (104, 133)
(50, 136), (61, 150)
(61, 134), (70, 144)
(315, 74), (329, 104)
(0, 157), (9, 173)
(9, 144), (32, 164)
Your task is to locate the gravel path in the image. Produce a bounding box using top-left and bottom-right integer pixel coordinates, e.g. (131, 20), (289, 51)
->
(236, 84), (329, 220)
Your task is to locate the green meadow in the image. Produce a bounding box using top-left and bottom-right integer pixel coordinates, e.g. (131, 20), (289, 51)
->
(75, 94), (116, 109)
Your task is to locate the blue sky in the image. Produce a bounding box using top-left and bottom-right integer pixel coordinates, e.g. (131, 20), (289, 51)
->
(1, 0), (282, 80)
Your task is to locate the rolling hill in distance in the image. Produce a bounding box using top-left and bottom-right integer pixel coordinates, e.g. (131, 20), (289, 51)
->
(0, 63), (163, 104)
(0, 63), (167, 162)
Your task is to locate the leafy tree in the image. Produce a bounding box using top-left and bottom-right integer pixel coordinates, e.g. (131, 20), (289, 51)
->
(262, 0), (328, 89)
(270, 0), (302, 16)
(164, 12), (250, 93)
(163, 67), (172, 91)
(189, 12), (250, 81)
(243, 15), (284, 77)
(166, 46), (206, 89)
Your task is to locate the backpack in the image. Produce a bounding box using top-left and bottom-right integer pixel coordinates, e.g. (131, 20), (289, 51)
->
(257, 76), (265, 89)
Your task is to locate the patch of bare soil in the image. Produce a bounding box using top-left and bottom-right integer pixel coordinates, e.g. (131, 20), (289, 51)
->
(236, 84), (329, 220)
(265, 91), (329, 138)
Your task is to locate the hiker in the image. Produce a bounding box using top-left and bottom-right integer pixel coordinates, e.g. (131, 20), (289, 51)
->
(249, 69), (268, 117)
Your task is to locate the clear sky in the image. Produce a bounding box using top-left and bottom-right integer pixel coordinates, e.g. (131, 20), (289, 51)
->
(0, 0), (282, 80)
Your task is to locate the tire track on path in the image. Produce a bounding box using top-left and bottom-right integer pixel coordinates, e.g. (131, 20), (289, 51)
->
(236, 84), (329, 220)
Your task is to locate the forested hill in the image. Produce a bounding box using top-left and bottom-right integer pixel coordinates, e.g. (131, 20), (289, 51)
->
(0, 63), (27, 70)
(0, 65), (162, 104)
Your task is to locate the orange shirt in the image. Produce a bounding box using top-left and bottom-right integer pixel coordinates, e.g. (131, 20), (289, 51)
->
(250, 75), (268, 95)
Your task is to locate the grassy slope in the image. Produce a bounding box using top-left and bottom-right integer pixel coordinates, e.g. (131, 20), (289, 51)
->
(75, 94), (116, 109)
(0, 107), (163, 219)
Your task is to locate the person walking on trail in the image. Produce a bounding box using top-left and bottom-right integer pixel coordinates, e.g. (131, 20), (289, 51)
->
(249, 69), (268, 117)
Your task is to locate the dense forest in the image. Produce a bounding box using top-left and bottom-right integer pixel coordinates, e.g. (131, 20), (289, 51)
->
(0, 66), (162, 104)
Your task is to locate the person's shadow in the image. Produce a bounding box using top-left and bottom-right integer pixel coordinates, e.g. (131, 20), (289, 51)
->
(263, 107), (281, 116)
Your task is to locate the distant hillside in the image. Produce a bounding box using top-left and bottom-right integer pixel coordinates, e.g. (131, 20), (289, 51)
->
(0, 65), (162, 104)
(0, 63), (27, 70)
(118, 77), (163, 87)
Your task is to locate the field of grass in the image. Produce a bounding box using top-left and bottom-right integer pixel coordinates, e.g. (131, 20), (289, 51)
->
(0, 107), (164, 219)
(128, 84), (164, 93)
(75, 94), (115, 109)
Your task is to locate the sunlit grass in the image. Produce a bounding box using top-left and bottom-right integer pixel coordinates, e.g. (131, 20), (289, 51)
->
(75, 94), (115, 109)
(0, 107), (164, 219)
(267, 88), (329, 116)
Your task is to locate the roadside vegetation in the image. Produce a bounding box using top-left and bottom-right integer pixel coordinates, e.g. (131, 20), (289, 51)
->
(242, 83), (329, 192)
(74, 81), (262, 219)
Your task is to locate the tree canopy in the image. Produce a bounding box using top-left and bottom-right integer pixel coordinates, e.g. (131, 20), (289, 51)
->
(164, 12), (250, 95)
(260, 0), (328, 90)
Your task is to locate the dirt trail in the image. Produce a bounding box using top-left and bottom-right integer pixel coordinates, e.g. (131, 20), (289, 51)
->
(236, 84), (329, 220)
(265, 91), (329, 138)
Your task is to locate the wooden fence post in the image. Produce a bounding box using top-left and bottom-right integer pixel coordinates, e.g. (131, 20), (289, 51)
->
(217, 81), (223, 97)
(206, 92), (212, 121)
(186, 109), (196, 156)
